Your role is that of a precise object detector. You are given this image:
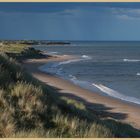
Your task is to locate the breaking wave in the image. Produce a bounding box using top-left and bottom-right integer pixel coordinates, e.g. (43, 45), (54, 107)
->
(123, 59), (140, 62)
(92, 83), (140, 105)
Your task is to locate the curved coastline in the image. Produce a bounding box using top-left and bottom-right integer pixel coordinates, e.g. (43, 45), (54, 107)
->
(23, 53), (140, 129)
(39, 55), (140, 106)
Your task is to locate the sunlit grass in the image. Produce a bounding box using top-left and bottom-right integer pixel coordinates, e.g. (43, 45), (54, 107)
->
(0, 43), (27, 53)
(0, 43), (140, 138)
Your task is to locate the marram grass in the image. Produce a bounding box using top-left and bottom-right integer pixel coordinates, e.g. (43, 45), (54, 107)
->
(0, 48), (140, 137)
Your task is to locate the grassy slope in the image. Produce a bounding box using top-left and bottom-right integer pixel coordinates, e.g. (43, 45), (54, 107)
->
(0, 42), (140, 137)
(0, 42), (43, 59)
(0, 43), (25, 53)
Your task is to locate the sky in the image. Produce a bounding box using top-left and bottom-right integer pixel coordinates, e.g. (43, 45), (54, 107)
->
(1, 3), (140, 41)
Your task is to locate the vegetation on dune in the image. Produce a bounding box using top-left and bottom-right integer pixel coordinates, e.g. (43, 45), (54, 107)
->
(0, 42), (140, 137)
(0, 43), (26, 53)
(0, 42), (44, 60)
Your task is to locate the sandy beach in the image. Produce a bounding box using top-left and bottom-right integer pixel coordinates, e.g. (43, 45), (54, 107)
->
(23, 54), (140, 129)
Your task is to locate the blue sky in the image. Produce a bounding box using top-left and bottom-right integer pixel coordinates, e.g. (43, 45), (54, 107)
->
(1, 3), (140, 40)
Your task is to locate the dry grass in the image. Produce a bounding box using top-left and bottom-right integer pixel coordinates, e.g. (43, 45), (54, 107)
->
(0, 53), (114, 137)
(0, 48), (140, 137)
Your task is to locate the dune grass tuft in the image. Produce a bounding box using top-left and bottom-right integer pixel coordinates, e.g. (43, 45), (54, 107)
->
(0, 47), (140, 137)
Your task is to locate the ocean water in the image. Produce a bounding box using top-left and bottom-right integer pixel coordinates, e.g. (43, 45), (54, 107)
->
(34, 41), (140, 105)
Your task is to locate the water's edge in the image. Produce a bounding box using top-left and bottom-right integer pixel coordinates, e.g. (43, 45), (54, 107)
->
(39, 55), (140, 106)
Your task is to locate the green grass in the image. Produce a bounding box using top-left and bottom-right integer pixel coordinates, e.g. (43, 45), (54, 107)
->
(0, 42), (43, 60)
(0, 42), (140, 137)
(0, 43), (27, 53)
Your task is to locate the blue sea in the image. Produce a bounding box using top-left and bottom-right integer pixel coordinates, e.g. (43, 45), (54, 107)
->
(34, 41), (140, 105)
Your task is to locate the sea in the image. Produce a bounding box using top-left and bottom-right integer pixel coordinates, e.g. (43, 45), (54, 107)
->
(34, 41), (140, 105)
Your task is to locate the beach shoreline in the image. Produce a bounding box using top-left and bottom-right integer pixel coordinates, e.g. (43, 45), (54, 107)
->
(23, 53), (140, 129)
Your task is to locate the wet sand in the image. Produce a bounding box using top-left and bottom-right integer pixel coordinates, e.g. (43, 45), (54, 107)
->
(23, 54), (140, 129)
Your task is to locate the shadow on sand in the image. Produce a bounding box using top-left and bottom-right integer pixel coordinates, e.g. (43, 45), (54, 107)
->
(43, 83), (140, 137)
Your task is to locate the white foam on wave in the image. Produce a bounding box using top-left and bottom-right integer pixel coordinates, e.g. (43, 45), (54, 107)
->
(39, 56), (84, 74)
(58, 59), (82, 65)
(82, 55), (90, 58)
(123, 59), (140, 62)
(69, 74), (77, 81)
(39, 61), (140, 105)
(69, 76), (93, 90)
(39, 62), (60, 75)
(68, 77), (140, 105)
(39, 54), (91, 78)
(136, 73), (140, 76)
(57, 55), (92, 66)
(92, 83), (140, 105)
(47, 51), (58, 55)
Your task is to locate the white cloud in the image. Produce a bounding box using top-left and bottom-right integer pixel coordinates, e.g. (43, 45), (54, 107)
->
(111, 7), (140, 20)
(116, 14), (136, 20)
